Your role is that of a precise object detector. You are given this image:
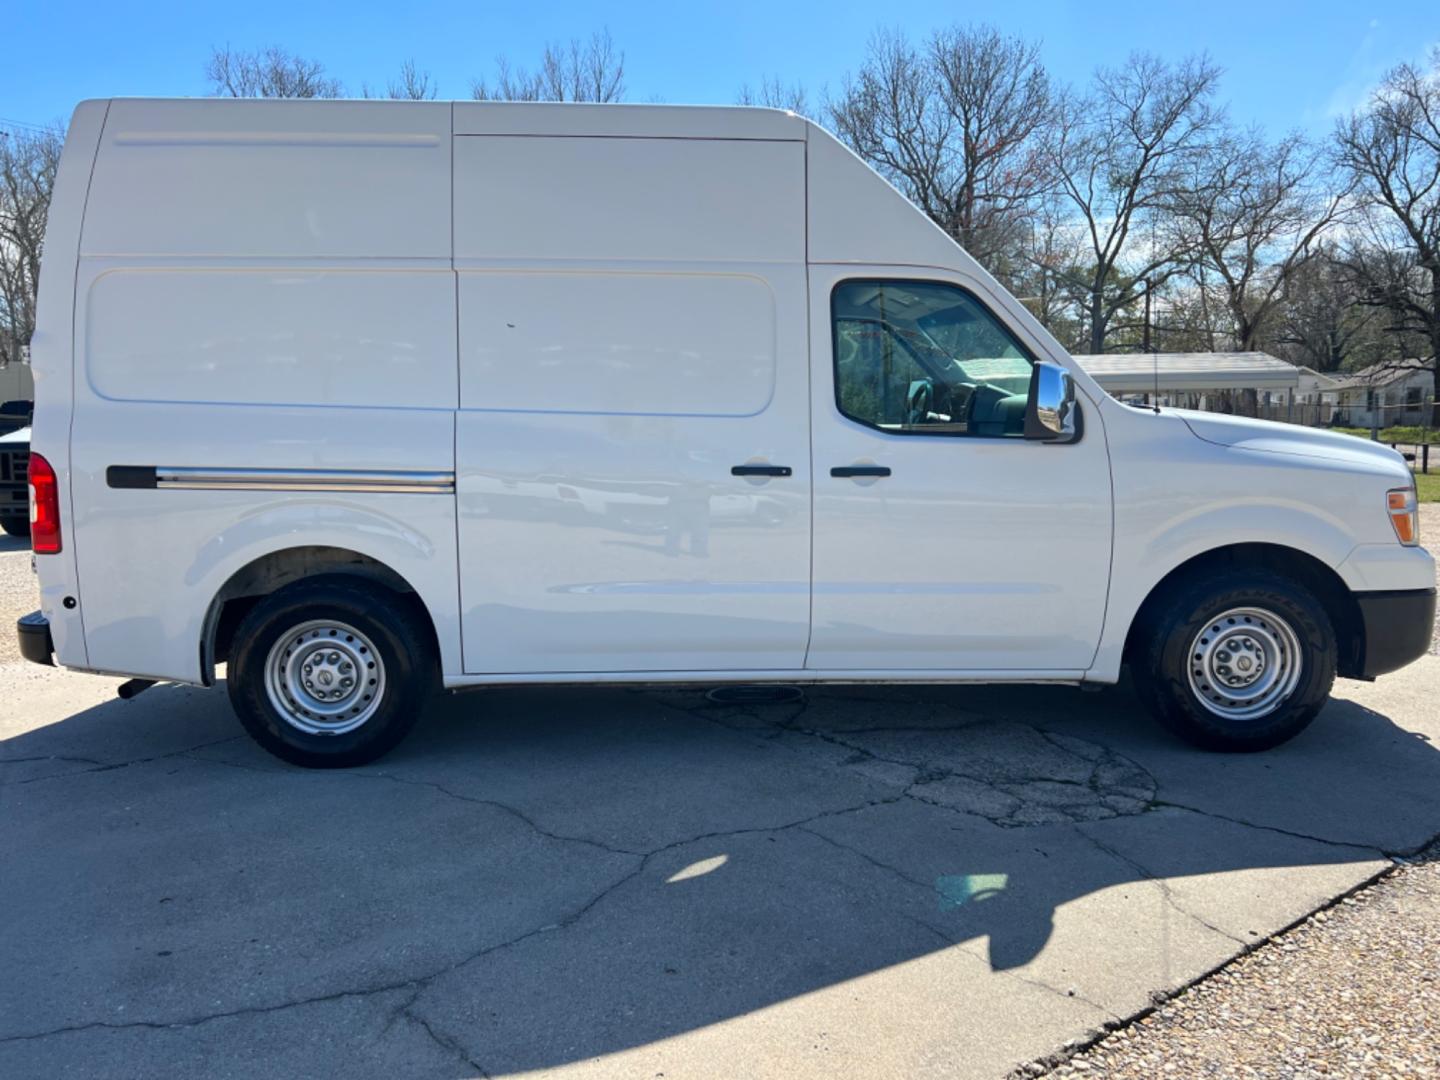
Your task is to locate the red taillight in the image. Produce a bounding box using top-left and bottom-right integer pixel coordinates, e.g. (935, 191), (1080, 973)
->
(28, 452), (61, 554)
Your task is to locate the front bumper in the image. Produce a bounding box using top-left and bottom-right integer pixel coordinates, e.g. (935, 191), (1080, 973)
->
(1356, 588), (1436, 678)
(16, 610), (54, 666)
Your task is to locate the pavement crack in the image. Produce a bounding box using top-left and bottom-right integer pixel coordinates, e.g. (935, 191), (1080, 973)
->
(796, 823), (933, 891)
(1148, 800), (1388, 855)
(358, 771), (645, 858)
(0, 982), (420, 1045)
(1075, 826), (1248, 946)
(0, 852), (653, 1048)
(6, 736), (244, 787)
(118, 793), (915, 1041)
(0, 753), (106, 767)
(903, 913), (1121, 1023)
(1386, 825), (1440, 861)
(991, 963), (1122, 1024)
(397, 993), (491, 1078)
(183, 754), (645, 858)
(638, 794), (909, 864)
(1006, 851), (1426, 1079)
(800, 820), (1122, 1024)
(900, 783), (1013, 826)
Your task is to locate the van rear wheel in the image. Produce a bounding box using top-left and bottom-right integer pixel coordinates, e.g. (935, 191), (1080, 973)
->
(227, 578), (436, 768)
(1131, 570), (1336, 752)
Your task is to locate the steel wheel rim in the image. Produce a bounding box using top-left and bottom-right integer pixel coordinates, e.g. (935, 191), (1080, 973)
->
(264, 619), (386, 736)
(1187, 606), (1303, 722)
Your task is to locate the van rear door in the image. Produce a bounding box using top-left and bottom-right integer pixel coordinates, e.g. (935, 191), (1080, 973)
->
(452, 130), (811, 674)
(68, 99), (459, 683)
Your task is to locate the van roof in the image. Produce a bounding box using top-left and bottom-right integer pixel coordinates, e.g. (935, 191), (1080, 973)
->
(89, 98), (811, 142)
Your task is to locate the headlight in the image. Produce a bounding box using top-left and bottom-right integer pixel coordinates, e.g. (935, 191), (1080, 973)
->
(1387, 486), (1418, 546)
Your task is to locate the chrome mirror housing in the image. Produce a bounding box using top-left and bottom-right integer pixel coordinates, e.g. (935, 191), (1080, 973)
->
(1024, 361), (1080, 442)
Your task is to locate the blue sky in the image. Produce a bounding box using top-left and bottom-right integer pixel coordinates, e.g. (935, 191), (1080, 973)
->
(3, 0), (1437, 137)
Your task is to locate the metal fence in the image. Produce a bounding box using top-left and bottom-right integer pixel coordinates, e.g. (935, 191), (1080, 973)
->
(1114, 392), (1436, 473)
(1259, 400), (1434, 475)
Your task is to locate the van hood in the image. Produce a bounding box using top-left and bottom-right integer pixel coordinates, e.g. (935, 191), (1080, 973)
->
(0, 425), (29, 446)
(1174, 410), (1410, 476)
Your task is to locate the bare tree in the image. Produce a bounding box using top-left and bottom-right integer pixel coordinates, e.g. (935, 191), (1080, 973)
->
(387, 59), (437, 101)
(826, 25), (1054, 281)
(1048, 53), (1221, 353)
(206, 45), (344, 98)
(471, 30), (625, 103)
(1335, 48), (1440, 420)
(0, 125), (63, 366)
(1012, 189), (1087, 340)
(736, 77), (808, 115)
(1172, 130), (1348, 351)
(1274, 246), (1380, 372)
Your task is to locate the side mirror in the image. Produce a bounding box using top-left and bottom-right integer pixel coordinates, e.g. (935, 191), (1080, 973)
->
(1024, 361), (1081, 442)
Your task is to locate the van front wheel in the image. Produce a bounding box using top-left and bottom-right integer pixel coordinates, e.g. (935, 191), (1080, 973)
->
(1, 516), (30, 537)
(227, 579), (436, 767)
(1131, 571), (1336, 752)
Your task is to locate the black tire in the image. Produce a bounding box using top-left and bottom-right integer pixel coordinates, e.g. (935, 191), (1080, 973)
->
(1131, 570), (1336, 752)
(1, 517), (30, 538)
(227, 577), (437, 768)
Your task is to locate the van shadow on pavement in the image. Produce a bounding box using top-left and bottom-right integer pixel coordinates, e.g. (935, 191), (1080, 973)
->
(2, 670), (1439, 1077)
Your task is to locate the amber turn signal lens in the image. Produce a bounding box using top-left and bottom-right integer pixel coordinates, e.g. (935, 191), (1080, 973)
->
(1387, 488), (1418, 546)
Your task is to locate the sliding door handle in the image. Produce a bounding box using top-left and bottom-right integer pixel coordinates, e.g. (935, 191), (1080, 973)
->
(731, 464), (792, 477)
(831, 465), (891, 478)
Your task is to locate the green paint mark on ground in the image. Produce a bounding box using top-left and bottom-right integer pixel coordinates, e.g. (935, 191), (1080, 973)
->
(936, 873), (1009, 910)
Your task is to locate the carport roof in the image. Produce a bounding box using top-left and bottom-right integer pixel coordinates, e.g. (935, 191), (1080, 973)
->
(1076, 352), (1300, 393)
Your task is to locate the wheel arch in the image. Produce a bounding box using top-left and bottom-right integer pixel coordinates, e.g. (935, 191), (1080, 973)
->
(201, 545), (442, 686)
(1120, 542), (1364, 679)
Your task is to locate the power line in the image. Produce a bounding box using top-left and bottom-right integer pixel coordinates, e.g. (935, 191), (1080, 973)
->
(0, 116), (58, 136)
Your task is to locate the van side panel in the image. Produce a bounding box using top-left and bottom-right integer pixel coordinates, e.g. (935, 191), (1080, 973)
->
(454, 135), (804, 263)
(81, 99), (450, 259)
(457, 271), (778, 416)
(68, 100), (461, 682)
(805, 126), (965, 269)
(28, 100), (109, 669)
(453, 135), (812, 674)
(85, 268), (456, 408)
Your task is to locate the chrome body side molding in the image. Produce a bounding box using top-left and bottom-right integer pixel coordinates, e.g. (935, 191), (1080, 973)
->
(107, 466), (455, 494)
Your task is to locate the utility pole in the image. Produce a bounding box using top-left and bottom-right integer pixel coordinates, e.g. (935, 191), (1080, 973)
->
(1142, 279), (1153, 354)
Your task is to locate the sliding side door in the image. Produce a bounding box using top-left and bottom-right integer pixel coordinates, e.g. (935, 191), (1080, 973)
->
(453, 134), (811, 674)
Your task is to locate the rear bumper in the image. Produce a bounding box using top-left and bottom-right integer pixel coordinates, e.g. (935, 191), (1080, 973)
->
(1356, 588), (1436, 678)
(16, 610), (54, 666)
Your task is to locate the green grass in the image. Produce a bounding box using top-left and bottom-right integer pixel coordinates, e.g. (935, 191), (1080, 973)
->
(1332, 425), (1440, 444)
(1415, 471), (1440, 503)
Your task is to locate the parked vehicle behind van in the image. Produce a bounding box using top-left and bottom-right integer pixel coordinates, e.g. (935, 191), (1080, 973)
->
(17, 99), (1436, 767)
(0, 423), (30, 537)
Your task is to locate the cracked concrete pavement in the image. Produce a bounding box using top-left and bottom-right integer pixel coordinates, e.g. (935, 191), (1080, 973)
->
(2, 645), (1437, 1079)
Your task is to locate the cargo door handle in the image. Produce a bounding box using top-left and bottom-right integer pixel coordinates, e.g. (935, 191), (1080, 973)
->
(830, 465), (891, 478)
(731, 465), (792, 477)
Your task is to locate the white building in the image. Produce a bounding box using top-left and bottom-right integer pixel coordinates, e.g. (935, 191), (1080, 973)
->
(1074, 351), (1330, 418)
(1272, 366), (1340, 408)
(1075, 352), (1300, 402)
(1322, 359), (1434, 428)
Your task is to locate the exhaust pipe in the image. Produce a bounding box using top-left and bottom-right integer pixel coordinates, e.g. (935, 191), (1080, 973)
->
(117, 678), (158, 700)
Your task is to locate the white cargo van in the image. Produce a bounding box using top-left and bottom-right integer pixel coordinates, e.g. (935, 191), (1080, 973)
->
(17, 98), (1435, 767)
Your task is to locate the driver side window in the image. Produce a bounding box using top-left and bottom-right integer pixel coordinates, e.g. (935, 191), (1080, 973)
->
(832, 280), (1036, 438)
